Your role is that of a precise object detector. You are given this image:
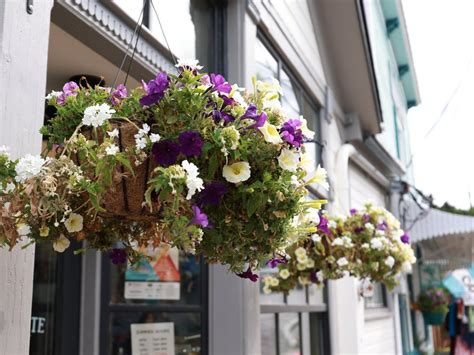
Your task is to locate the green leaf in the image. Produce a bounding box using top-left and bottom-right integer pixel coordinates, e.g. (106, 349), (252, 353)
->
(208, 154), (218, 179)
(247, 193), (264, 217)
(116, 154), (135, 176)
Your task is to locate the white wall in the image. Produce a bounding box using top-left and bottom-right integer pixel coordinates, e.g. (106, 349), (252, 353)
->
(0, 1), (54, 354)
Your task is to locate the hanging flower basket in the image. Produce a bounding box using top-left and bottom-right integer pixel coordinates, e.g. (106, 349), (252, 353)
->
(415, 287), (450, 325)
(0, 60), (328, 276)
(263, 202), (417, 293)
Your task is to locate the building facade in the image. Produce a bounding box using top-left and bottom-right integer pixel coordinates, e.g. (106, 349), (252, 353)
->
(0, 0), (419, 354)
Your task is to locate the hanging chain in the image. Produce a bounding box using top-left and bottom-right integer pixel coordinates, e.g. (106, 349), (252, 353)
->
(112, 0), (147, 88)
(149, 0), (178, 67)
(113, 0), (179, 88)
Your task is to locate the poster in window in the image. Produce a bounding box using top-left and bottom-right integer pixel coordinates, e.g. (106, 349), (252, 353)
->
(124, 244), (180, 300)
(131, 322), (175, 355)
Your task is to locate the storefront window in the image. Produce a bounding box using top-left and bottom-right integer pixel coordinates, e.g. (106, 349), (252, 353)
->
(29, 244), (57, 355)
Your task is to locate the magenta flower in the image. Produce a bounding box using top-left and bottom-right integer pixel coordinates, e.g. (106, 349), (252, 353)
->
(110, 84), (128, 105)
(57, 81), (79, 105)
(188, 205), (209, 228)
(108, 248), (127, 264)
(400, 233), (410, 244)
(210, 73), (232, 94)
(266, 256), (287, 268)
(179, 131), (204, 157)
(152, 139), (180, 167)
(350, 208), (357, 215)
(318, 216), (330, 235)
(140, 72), (169, 106)
(280, 119), (304, 147)
(197, 181), (228, 206)
(236, 267), (258, 282)
(247, 112), (268, 129)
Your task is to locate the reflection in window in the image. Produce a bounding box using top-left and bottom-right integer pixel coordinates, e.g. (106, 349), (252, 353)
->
(365, 283), (387, 309)
(280, 69), (301, 118)
(278, 313), (301, 355)
(255, 39), (278, 82)
(260, 314), (277, 355)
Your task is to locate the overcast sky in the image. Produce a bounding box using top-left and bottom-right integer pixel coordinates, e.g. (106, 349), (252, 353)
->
(403, 0), (474, 209)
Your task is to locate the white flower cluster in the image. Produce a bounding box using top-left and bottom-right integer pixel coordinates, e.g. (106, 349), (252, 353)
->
(181, 160), (204, 200)
(15, 154), (46, 182)
(134, 124), (160, 151)
(82, 103), (115, 127)
(332, 235), (353, 248)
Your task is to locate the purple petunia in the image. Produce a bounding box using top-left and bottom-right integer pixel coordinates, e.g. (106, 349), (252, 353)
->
(241, 104), (268, 129)
(197, 181), (228, 206)
(179, 131), (204, 157)
(188, 205), (209, 228)
(400, 233), (410, 244)
(310, 272), (319, 283)
(377, 221), (388, 231)
(280, 119), (304, 147)
(266, 256), (287, 268)
(140, 72), (169, 106)
(110, 84), (128, 106)
(221, 94), (235, 108)
(236, 267), (259, 282)
(109, 248), (127, 264)
(57, 81), (79, 105)
(354, 227), (364, 233)
(212, 109), (235, 124)
(363, 213), (371, 222)
(152, 139), (181, 167)
(210, 73), (232, 94)
(318, 216), (330, 235)
(350, 208), (357, 216)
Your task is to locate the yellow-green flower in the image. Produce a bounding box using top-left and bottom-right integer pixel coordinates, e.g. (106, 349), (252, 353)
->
(64, 213), (83, 233)
(222, 162), (251, 184)
(53, 234), (70, 253)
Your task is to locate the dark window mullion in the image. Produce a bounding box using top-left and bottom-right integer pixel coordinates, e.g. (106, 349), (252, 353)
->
(275, 313), (280, 355)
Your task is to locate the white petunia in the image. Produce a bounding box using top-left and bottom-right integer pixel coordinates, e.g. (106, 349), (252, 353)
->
(401, 261), (412, 273)
(45, 90), (62, 100)
(305, 165), (329, 190)
(82, 103), (115, 127)
(222, 162), (251, 184)
(328, 220), (337, 229)
(105, 144), (119, 156)
(64, 213), (84, 233)
(258, 122), (282, 144)
(361, 243), (370, 249)
(299, 115), (315, 140)
(3, 182), (15, 193)
(175, 58), (203, 70)
(294, 247), (307, 258)
(232, 90), (248, 109)
(299, 152), (315, 173)
(316, 270), (324, 282)
(15, 154), (46, 182)
(278, 148), (300, 172)
(107, 129), (119, 138)
(53, 234), (70, 253)
(311, 234), (321, 243)
(384, 256), (395, 269)
(279, 269), (290, 280)
(337, 257), (349, 267)
(150, 133), (161, 143)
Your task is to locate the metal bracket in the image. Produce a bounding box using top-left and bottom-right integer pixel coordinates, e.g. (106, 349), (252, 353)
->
(26, 0), (33, 14)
